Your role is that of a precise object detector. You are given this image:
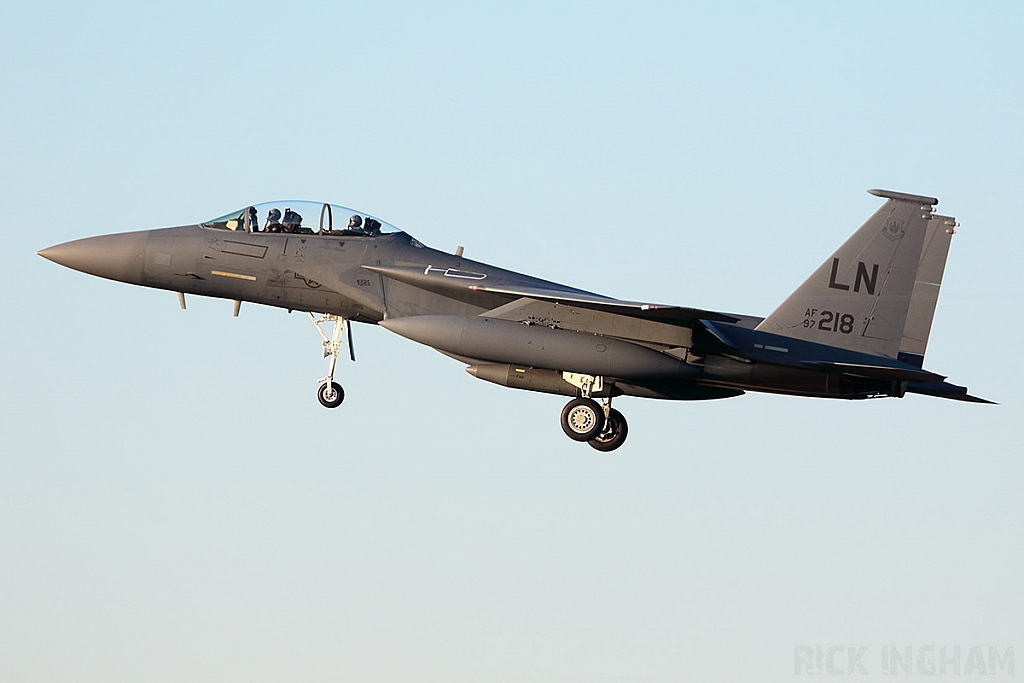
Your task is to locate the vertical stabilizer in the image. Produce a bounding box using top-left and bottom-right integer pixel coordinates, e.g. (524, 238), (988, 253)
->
(897, 214), (957, 367)
(755, 190), (938, 359)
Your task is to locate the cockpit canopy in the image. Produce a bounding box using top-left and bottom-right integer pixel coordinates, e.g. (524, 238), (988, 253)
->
(203, 201), (402, 236)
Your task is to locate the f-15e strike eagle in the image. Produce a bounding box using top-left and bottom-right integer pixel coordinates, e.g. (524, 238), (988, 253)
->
(38, 189), (989, 451)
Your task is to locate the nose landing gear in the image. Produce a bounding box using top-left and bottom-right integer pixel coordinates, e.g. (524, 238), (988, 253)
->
(310, 313), (354, 409)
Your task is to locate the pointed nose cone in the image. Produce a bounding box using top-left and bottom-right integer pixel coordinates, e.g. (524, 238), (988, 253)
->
(38, 231), (150, 285)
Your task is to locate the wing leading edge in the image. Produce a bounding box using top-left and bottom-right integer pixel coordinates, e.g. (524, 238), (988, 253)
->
(470, 284), (740, 325)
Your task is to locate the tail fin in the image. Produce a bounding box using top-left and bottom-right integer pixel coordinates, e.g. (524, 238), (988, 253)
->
(897, 214), (957, 367)
(756, 189), (941, 359)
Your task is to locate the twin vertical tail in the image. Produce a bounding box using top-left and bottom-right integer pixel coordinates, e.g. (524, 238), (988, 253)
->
(897, 211), (958, 367)
(755, 189), (955, 363)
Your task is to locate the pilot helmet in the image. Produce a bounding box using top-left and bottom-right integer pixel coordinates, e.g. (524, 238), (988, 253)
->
(348, 215), (363, 228)
(268, 208), (281, 221)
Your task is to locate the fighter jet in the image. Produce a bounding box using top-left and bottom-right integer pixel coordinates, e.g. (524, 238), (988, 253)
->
(38, 189), (990, 451)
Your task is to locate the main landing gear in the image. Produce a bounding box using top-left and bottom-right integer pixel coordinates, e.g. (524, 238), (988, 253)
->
(558, 374), (629, 452)
(310, 313), (354, 409)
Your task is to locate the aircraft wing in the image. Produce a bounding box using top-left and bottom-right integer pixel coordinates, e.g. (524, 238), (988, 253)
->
(364, 264), (740, 325)
(469, 284), (740, 324)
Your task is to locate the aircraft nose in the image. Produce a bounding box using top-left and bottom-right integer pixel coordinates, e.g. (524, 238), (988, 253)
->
(37, 231), (149, 285)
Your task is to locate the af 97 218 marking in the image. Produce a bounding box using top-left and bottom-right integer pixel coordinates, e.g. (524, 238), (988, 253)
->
(802, 310), (855, 334)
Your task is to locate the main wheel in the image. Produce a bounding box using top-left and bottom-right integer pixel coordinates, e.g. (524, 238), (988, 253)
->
(317, 381), (345, 408)
(588, 408), (628, 452)
(560, 397), (605, 441)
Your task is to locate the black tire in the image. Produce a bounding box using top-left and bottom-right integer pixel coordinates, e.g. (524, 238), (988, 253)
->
(588, 408), (628, 452)
(317, 381), (345, 408)
(560, 397), (605, 441)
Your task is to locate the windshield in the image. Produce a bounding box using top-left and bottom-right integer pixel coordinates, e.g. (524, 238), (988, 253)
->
(202, 201), (402, 236)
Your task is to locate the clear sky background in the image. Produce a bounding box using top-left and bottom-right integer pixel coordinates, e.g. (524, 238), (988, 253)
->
(1, 2), (1022, 681)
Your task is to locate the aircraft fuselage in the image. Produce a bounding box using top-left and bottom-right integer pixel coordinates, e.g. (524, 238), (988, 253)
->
(38, 190), (989, 451)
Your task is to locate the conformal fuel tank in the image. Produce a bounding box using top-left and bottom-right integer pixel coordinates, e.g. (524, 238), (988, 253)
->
(380, 315), (698, 379)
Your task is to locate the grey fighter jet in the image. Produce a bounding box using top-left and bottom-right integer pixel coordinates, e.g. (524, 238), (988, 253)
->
(38, 190), (990, 451)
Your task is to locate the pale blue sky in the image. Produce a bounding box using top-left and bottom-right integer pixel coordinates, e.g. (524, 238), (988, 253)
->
(1, 2), (1022, 681)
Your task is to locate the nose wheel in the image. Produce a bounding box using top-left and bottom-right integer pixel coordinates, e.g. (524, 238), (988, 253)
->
(318, 381), (345, 408)
(310, 313), (354, 409)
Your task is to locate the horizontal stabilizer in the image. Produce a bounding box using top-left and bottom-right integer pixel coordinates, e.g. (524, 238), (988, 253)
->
(802, 361), (945, 383)
(950, 393), (996, 404)
(905, 380), (995, 404)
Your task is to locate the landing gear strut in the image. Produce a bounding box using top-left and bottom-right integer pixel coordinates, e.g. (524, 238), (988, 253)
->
(310, 313), (353, 409)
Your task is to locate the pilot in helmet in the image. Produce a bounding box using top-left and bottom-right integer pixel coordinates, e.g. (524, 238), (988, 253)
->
(265, 208), (282, 233)
(281, 208), (303, 233)
(348, 215), (363, 232)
